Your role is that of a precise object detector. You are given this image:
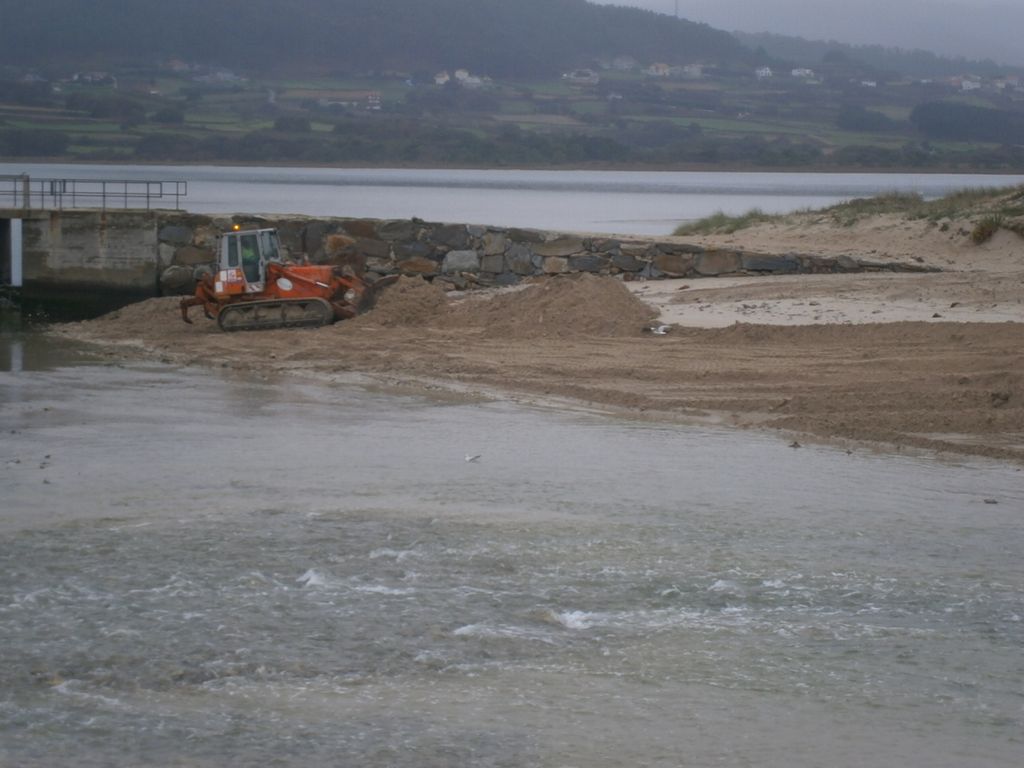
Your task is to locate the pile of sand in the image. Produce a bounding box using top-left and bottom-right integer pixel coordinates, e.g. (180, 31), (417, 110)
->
(361, 273), (656, 339)
(66, 297), (211, 343)
(357, 276), (450, 328)
(76, 296), (179, 330)
(442, 274), (658, 339)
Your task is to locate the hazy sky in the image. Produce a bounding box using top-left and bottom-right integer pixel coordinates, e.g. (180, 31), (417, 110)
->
(587, 1), (1024, 67)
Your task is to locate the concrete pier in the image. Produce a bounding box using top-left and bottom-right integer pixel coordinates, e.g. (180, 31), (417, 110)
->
(1, 208), (161, 314)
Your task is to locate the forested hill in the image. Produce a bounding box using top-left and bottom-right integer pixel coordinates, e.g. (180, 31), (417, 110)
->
(0, 0), (749, 77)
(735, 31), (1021, 79)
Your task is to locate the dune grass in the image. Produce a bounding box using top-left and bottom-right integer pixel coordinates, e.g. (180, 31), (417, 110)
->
(673, 184), (1024, 236)
(971, 215), (1004, 244)
(673, 208), (776, 235)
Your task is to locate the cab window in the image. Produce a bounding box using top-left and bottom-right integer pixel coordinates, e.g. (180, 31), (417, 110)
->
(226, 235), (240, 267)
(260, 230), (280, 263)
(240, 234), (261, 282)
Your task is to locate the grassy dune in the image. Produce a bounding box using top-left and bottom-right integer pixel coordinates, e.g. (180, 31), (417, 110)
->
(674, 184), (1024, 242)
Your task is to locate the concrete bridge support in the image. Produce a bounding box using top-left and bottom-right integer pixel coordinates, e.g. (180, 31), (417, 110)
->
(1, 217), (22, 287)
(14, 209), (160, 315)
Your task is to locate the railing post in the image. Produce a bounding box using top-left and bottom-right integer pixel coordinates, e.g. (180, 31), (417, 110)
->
(20, 174), (30, 210)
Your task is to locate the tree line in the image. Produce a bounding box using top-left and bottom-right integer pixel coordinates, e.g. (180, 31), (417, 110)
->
(0, 0), (749, 78)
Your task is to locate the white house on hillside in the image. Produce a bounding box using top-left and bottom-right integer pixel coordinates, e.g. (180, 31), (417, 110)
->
(563, 68), (600, 85)
(610, 55), (638, 71)
(434, 69), (490, 89)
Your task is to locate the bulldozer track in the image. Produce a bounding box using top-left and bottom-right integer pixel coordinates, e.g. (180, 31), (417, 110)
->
(217, 297), (334, 332)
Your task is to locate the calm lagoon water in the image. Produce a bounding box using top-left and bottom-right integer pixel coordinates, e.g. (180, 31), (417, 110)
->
(1, 330), (1023, 767)
(4, 162), (1024, 235)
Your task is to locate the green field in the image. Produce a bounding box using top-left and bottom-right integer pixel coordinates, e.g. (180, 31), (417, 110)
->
(2, 66), (1022, 170)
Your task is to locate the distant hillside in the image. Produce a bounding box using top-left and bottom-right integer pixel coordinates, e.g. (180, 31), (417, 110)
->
(0, 0), (750, 78)
(681, 0), (1024, 69)
(735, 31), (1023, 80)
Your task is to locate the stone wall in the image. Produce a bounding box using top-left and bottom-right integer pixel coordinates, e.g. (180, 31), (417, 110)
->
(7, 208), (938, 310)
(155, 211), (936, 294)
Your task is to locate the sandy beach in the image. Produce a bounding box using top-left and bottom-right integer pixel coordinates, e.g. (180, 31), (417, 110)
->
(55, 211), (1024, 464)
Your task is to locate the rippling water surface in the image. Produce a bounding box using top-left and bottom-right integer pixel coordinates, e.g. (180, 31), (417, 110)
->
(1, 331), (1023, 767)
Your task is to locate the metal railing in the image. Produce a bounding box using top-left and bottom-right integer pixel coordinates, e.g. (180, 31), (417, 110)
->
(1, 174), (187, 211)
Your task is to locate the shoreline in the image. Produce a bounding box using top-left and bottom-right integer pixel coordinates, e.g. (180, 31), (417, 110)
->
(53, 319), (1024, 466)
(6, 157), (1024, 177)
(43, 196), (1024, 468)
(53, 290), (1024, 467)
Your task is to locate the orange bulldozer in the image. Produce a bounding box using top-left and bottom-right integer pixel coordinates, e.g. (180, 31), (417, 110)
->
(180, 226), (397, 331)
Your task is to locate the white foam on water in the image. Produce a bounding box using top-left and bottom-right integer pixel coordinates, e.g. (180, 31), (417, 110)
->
(453, 585), (496, 597)
(100, 627), (143, 638)
(537, 605), (741, 634)
(414, 649), (453, 668)
(54, 680), (126, 710)
(369, 547), (417, 561)
(11, 587), (51, 606)
(243, 571), (274, 584)
(297, 569), (328, 588)
(454, 623), (486, 637)
(454, 623), (500, 638)
(352, 584), (416, 596)
(453, 623), (558, 643)
(126, 575), (197, 597)
(556, 608), (712, 632)
(708, 579), (743, 594)
(557, 610), (595, 630)
(105, 522), (154, 531)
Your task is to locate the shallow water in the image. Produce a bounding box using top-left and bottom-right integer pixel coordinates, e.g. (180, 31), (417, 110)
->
(1, 330), (1023, 767)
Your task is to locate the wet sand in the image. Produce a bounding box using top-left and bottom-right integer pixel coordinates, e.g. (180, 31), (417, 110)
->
(51, 209), (1024, 464)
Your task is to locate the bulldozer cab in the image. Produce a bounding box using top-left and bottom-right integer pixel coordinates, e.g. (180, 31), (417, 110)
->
(217, 228), (282, 294)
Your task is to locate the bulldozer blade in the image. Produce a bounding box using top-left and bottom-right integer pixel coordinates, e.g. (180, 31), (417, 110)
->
(358, 274), (400, 313)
